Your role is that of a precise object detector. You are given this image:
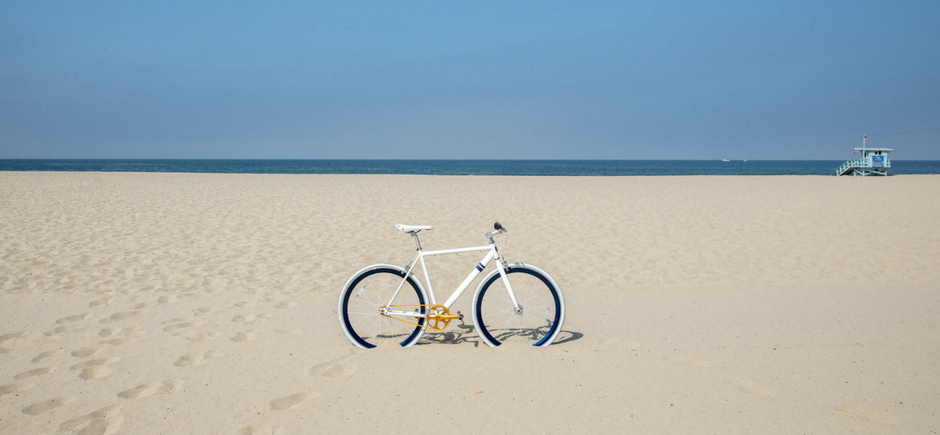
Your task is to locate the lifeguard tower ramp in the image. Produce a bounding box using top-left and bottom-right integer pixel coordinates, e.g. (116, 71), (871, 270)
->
(836, 148), (893, 176)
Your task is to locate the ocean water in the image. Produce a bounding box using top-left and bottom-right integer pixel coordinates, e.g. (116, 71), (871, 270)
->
(2, 159), (939, 176)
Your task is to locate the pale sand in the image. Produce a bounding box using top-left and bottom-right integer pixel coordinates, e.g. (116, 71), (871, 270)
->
(1, 172), (938, 434)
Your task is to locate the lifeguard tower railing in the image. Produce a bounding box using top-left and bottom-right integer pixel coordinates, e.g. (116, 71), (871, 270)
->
(836, 147), (893, 176)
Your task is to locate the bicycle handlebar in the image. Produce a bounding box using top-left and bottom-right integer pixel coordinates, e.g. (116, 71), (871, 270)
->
(486, 222), (507, 241)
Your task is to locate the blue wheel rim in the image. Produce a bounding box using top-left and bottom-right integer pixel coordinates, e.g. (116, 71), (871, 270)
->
(475, 267), (561, 347)
(342, 268), (425, 348)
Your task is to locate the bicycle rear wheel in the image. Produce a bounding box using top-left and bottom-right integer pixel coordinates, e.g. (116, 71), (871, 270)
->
(339, 266), (427, 349)
(472, 264), (565, 347)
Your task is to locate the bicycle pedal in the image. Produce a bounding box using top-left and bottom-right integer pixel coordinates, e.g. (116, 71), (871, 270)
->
(457, 311), (465, 326)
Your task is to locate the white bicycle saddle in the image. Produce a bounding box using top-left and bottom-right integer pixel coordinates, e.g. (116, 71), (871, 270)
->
(396, 224), (433, 233)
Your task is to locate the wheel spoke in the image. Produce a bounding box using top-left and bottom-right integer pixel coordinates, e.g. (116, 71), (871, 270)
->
(477, 268), (561, 347)
(342, 269), (424, 347)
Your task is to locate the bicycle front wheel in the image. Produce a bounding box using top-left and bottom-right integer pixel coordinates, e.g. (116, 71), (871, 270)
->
(339, 266), (427, 349)
(472, 264), (565, 347)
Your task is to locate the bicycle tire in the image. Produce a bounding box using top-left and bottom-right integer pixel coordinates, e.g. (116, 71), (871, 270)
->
(339, 265), (427, 349)
(471, 264), (565, 347)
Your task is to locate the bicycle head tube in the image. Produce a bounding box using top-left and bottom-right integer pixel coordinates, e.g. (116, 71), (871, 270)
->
(486, 222), (507, 245)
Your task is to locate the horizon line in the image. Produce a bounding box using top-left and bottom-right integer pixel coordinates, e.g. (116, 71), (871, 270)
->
(3, 158), (939, 162)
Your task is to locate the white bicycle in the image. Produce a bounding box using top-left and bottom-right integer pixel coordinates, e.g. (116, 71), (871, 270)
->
(338, 222), (565, 348)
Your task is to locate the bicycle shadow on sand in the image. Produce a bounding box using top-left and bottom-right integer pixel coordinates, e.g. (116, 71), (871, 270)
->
(417, 325), (583, 347)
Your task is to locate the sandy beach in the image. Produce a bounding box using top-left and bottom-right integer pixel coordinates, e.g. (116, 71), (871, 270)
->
(1, 171), (938, 434)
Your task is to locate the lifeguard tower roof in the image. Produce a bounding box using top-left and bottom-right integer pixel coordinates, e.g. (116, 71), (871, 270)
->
(853, 148), (893, 152)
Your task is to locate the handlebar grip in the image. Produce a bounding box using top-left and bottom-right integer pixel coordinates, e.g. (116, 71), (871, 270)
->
(494, 222), (503, 231)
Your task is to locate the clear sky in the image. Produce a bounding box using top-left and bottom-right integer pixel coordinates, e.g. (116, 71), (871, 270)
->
(2, 1), (938, 160)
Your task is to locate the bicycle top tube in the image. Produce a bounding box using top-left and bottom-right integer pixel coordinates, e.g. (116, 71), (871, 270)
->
(420, 245), (493, 256)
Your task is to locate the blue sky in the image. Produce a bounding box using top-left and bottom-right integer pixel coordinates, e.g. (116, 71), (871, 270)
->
(2, 1), (938, 159)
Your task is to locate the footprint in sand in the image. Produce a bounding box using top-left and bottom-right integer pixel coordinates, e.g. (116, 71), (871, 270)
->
(24, 331), (55, 341)
(232, 331), (258, 343)
(274, 301), (297, 309)
(80, 366), (110, 380)
(321, 363), (357, 378)
(728, 377), (775, 396)
(89, 297), (114, 308)
(99, 327), (144, 338)
(71, 357), (120, 370)
(174, 331), (220, 342)
(6, 340), (38, 352)
(100, 337), (136, 346)
(232, 314), (254, 323)
(0, 331), (26, 342)
(98, 326), (144, 344)
(308, 351), (357, 377)
(14, 367), (55, 380)
(99, 310), (144, 324)
(159, 379), (183, 394)
(97, 328), (143, 346)
(72, 345), (105, 358)
(234, 300), (258, 308)
(71, 357), (120, 380)
(60, 404), (124, 435)
(22, 396), (76, 415)
(174, 350), (223, 367)
(0, 337), (36, 352)
(664, 355), (713, 367)
(118, 382), (160, 399)
(241, 425), (283, 435)
(194, 307), (220, 316)
(158, 295), (177, 304)
(134, 301), (157, 309)
(240, 425), (283, 435)
(837, 406), (899, 425)
(269, 391), (318, 410)
(232, 313), (270, 324)
(600, 337), (641, 350)
(163, 322), (200, 332)
(265, 293), (288, 302)
(1, 382), (34, 397)
(273, 329), (302, 335)
(122, 327), (145, 337)
(57, 313), (91, 324)
(161, 317), (191, 325)
(49, 325), (84, 337)
(32, 349), (62, 363)
(99, 328), (120, 338)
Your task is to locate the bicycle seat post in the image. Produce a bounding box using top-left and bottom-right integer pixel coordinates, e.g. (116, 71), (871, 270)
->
(411, 232), (423, 251)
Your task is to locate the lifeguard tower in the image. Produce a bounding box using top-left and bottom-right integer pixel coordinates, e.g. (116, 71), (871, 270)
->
(836, 136), (893, 176)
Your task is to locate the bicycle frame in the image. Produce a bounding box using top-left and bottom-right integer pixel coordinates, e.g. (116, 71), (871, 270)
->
(380, 243), (520, 321)
(339, 223), (565, 349)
